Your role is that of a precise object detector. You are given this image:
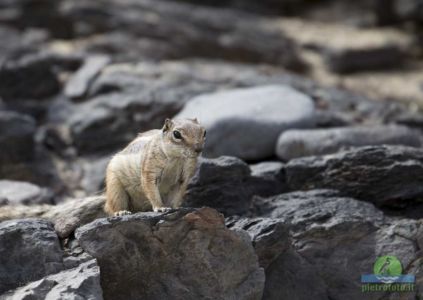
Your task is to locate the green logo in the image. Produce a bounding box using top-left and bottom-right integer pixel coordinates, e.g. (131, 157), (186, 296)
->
(373, 256), (402, 276)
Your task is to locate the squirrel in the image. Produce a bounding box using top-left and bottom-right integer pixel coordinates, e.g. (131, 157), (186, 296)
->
(104, 118), (206, 216)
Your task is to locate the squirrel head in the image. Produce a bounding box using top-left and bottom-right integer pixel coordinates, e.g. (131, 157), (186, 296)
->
(162, 118), (206, 158)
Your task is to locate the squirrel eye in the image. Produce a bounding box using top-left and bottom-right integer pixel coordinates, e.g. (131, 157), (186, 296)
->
(173, 130), (182, 139)
(203, 130), (207, 138)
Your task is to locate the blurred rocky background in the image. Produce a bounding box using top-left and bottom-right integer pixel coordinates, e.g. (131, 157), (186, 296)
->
(1, 0), (423, 299)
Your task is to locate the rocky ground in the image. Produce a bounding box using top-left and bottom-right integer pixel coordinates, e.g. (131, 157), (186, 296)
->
(1, 0), (423, 299)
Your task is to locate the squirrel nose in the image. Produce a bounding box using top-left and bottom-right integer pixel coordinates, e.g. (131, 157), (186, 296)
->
(194, 144), (203, 153)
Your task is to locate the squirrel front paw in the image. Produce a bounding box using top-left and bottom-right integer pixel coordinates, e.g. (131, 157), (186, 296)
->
(114, 210), (132, 216)
(153, 207), (173, 213)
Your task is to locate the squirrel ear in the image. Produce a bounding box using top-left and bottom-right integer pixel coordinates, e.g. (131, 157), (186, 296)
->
(192, 118), (199, 124)
(162, 118), (173, 132)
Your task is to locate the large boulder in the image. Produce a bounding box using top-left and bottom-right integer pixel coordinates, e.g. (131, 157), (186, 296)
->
(1, 260), (103, 300)
(285, 145), (423, 207)
(276, 125), (422, 160)
(76, 207), (265, 300)
(177, 85), (315, 160)
(0, 219), (65, 294)
(251, 190), (421, 300)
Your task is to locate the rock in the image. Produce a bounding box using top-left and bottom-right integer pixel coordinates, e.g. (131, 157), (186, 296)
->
(184, 156), (253, 215)
(0, 111), (36, 164)
(61, 0), (306, 70)
(226, 214), (330, 300)
(0, 219), (64, 294)
(248, 162), (286, 198)
(43, 196), (107, 239)
(80, 156), (110, 195)
(185, 156), (285, 215)
(262, 248), (330, 300)
(0, 180), (53, 205)
(252, 190), (421, 300)
(0, 196), (106, 239)
(1, 260), (103, 300)
(276, 125), (422, 160)
(65, 55), (111, 100)
(76, 207), (265, 300)
(177, 85), (315, 160)
(0, 53), (61, 100)
(67, 90), (184, 154)
(226, 217), (290, 269)
(325, 45), (406, 74)
(251, 189), (385, 230)
(285, 145), (423, 207)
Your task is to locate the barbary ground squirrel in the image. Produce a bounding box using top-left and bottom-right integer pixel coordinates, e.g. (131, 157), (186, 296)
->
(104, 118), (206, 216)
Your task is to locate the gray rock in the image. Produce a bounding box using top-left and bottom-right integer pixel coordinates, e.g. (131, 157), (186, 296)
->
(0, 53), (61, 100)
(226, 217), (290, 269)
(1, 259), (103, 300)
(285, 145), (423, 207)
(0, 111), (36, 164)
(185, 156), (285, 215)
(248, 162), (286, 198)
(276, 125), (422, 160)
(325, 45), (406, 74)
(65, 55), (111, 100)
(76, 207), (265, 300)
(184, 156), (253, 215)
(177, 85), (315, 160)
(226, 215), (330, 300)
(252, 190), (421, 300)
(61, 0), (306, 70)
(0, 180), (53, 205)
(80, 156), (110, 194)
(0, 219), (64, 294)
(68, 90), (183, 154)
(252, 189), (385, 233)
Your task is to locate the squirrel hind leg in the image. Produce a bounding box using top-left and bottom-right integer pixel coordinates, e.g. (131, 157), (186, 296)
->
(104, 173), (131, 215)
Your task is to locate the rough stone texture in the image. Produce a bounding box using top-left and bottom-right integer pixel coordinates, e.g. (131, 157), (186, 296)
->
(276, 125), (422, 160)
(177, 85), (315, 160)
(65, 55), (111, 100)
(76, 207), (265, 300)
(0, 180), (53, 205)
(184, 156), (252, 215)
(252, 190), (421, 300)
(226, 214), (330, 300)
(285, 145), (423, 207)
(1, 260), (103, 300)
(0, 219), (65, 294)
(185, 156), (285, 216)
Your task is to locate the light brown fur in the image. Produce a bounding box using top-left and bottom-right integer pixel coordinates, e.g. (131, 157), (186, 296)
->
(104, 118), (206, 216)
